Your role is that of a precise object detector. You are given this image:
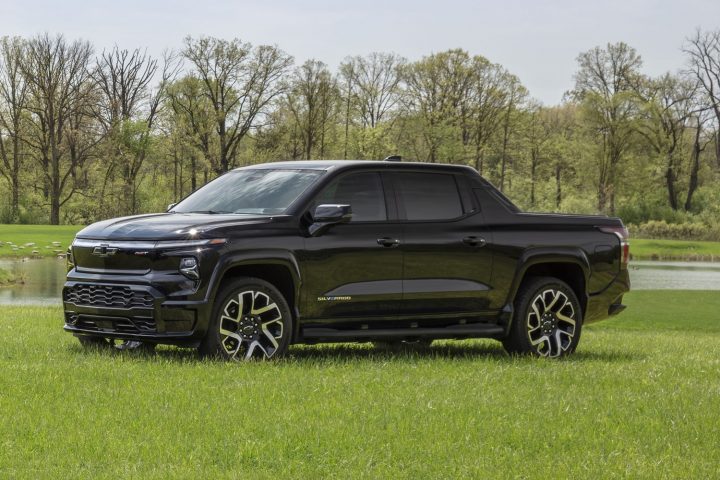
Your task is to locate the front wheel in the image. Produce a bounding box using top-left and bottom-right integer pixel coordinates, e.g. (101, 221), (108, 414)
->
(199, 277), (293, 361)
(502, 277), (582, 358)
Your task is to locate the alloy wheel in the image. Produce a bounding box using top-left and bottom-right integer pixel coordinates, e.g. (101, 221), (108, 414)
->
(526, 288), (577, 357)
(219, 290), (285, 360)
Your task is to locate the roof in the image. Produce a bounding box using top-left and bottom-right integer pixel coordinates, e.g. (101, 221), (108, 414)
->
(237, 160), (478, 173)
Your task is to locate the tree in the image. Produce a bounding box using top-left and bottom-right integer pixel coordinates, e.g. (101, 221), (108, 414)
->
(285, 60), (337, 160)
(496, 74), (527, 191)
(166, 76), (215, 193)
(94, 46), (178, 214)
(466, 58), (510, 175)
(684, 29), (720, 168)
(340, 52), (406, 129)
(403, 49), (476, 163)
(573, 42), (643, 214)
(636, 73), (698, 210)
(19, 34), (95, 225)
(0, 36), (29, 222)
(182, 36), (292, 174)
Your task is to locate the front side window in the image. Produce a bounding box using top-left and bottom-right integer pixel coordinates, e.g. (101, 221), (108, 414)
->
(312, 172), (387, 222)
(173, 169), (322, 215)
(394, 173), (463, 221)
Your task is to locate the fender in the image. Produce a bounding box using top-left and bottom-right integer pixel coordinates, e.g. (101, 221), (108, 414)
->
(500, 246), (591, 334)
(203, 249), (303, 338)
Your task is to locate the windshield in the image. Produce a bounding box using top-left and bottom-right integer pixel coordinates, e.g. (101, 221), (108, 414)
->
(173, 169), (323, 215)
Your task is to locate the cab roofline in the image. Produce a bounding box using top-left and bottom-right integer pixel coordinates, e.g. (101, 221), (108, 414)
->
(233, 160), (478, 173)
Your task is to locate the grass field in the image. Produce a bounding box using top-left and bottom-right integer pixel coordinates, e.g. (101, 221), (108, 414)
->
(1, 290), (719, 478)
(631, 238), (720, 261)
(0, 225), (83, 257)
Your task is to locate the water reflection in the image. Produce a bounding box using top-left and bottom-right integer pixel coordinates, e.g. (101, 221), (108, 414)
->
(0, 257), (66, 305)
(629, 261), (720, 291)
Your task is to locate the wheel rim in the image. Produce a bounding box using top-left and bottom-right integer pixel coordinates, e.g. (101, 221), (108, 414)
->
(219, 290), (284, 360)
(526, 288), (577, 357)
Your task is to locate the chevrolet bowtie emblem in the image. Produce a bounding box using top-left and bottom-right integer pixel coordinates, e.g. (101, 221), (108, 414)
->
(92, 244), (119, 257)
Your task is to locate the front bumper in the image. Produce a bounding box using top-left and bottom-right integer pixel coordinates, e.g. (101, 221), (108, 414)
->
(63, 277), (211, 347)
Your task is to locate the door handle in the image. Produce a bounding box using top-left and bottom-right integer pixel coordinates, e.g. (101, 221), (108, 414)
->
(377, 237), (400, 248)
(462, 236), (486, 247)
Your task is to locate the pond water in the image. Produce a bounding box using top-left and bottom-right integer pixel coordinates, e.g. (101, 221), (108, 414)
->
(1, 258), (719, 306)
(0, 257), (68, 306)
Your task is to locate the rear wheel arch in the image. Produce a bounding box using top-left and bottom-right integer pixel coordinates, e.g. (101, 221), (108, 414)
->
(508, 255), (589, 318)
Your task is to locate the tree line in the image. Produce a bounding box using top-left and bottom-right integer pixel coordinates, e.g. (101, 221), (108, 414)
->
(1, 31), (720, 229)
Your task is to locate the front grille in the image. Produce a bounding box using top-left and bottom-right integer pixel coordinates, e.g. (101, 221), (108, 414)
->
(64, 284), (154, 309)
(66, 313), (157, 333)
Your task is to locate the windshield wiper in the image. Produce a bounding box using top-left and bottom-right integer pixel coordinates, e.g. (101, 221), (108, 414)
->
(185, 210), (231, 214)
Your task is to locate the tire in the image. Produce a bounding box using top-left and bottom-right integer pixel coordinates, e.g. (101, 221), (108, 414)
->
(373, 339), (433, 351)
(199, 277), (293, 361)
(502, 276), (583, 358)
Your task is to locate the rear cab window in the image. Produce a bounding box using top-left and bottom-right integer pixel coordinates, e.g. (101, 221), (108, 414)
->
(392, 172), (464, 221)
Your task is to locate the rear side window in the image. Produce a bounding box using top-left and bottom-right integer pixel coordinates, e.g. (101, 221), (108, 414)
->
(313, 172), (387, 222)
(394, 173), (463, 221)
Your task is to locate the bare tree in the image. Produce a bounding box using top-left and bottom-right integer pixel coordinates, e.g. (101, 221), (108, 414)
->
(94, 46), (178, 213)
(340, 52), (406, 129)
(183, 36), (292, 174)
(684, 29), (720, 168)
(19, 34), (95, 224)
(0, 36), (29, 222)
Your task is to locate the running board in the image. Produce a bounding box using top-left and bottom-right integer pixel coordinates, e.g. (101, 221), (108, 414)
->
(301, 322), (505, 341)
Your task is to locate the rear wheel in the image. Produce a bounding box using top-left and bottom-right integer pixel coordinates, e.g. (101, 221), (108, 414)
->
(503, 276), (582, 357)
(199, 277), (293, 361)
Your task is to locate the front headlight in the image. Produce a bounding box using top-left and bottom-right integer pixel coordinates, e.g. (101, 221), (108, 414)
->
(179, 257), (200, 280)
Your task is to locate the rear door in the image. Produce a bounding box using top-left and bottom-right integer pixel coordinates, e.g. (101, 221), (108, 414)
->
(392, 171), (494, 316)
(301, 171), (403, 321)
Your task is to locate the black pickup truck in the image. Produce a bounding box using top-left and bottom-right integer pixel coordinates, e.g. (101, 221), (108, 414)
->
(63, 159), (630, 359)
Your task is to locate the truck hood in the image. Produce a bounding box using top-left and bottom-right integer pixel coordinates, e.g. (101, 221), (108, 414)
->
(75, 213), (282, 241)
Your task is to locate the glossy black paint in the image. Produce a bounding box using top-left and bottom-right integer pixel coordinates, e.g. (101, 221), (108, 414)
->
(63, 160), (630, 347)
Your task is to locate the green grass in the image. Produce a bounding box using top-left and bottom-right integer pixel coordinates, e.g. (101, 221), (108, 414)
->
(0, 267), (17, 285)
(632, 238), (720, 261)
(0, 224), (83, 257)
(1, 290), (719, 478)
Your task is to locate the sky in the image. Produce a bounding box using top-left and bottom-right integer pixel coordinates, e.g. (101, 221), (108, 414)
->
(2, 0), (719, 104)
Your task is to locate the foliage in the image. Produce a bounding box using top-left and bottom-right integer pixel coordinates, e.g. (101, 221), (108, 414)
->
(630, 238), (720, 260)
(1, 33), (720, 234)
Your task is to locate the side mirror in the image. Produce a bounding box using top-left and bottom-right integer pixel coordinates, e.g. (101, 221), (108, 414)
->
(167, 203), (177, 212)
(309, 204), (352, 236)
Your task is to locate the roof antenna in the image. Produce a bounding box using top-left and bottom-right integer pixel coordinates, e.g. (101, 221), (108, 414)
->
(384, 155), (402, 162)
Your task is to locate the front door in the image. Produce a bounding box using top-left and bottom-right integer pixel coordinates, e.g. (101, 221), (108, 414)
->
(301, 171), (403, 321)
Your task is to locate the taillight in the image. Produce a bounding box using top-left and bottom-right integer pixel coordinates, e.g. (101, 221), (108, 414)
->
(599, 226), (630, 268)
